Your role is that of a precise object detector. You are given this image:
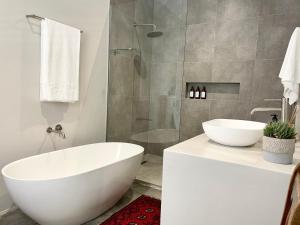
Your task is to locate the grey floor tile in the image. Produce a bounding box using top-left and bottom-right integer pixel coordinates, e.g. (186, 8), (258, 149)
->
(0, 209), (38, 225)
(136, 154), (163, 187)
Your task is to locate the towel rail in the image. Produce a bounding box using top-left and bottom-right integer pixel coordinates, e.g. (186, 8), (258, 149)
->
(26, 14), (84, 33)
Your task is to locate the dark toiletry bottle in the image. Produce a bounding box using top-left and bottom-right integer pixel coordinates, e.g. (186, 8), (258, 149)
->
(195, 86), (201, 99)
(201, 86), (207, 99)
(189, 86), (195, 99)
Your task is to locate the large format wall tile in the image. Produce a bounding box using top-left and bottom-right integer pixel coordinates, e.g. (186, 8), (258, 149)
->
(184, 62), (212, 82)
(108, 0), (298, 145)
(217, 0), (261, 21)
(179, 99), (210, 140)
(212, 60), (254, 100)
(149, 95), (178, 129)
(107, 95), (133, 139)
(256, 14), (300, 60)
(215, 18), (258, 61)
(181, 0), (298, 140)
(108, 0), (153, 144)
(251, 59), (283, 103)
(154, 0), (187, 29)
(185, 23), (215, 62)
(209, 100), (252, 120)
(212, 60), (254, 81)
(187, 0), (217, 25)
(109, 55), (134, 96)
(152, 26), (186, 63)
(150, 62), (178, 96)
(135, 0), (154, 24)
(132, 97), (150, 133)
(110, 0), (135, 49)
(261, 0), (300, 15)
(175, 62), (184, 100)
(182, 0), (298, 139)
(133, 59), (151, 98)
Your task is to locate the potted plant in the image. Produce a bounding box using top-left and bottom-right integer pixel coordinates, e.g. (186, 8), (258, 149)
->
(263, 122), (297, 165)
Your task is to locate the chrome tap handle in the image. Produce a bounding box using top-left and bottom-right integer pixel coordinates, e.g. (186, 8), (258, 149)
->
(46, 124), (66, 139)
(55, 124), (63, 132)
(46, 127), (53, 133)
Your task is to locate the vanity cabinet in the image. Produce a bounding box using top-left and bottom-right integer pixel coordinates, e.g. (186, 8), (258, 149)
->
(161, 134), (300, 225)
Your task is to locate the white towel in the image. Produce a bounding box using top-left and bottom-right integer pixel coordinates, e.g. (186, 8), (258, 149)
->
(40, 18), (81, 102)
(279, 27), (300, 105)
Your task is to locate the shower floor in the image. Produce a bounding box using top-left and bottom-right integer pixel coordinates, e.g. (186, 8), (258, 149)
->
(136, 154), (163, 188)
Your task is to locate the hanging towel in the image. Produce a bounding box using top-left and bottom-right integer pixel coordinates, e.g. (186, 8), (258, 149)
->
(279, 28), (300, 105)
(40, 18), (81, 102)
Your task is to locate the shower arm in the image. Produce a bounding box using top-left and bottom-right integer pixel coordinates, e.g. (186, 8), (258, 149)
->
(110, 48), (140, 56)
(133, 23), (157, 31)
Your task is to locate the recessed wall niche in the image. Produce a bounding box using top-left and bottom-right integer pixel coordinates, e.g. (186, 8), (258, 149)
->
(185, 82), (241, 100)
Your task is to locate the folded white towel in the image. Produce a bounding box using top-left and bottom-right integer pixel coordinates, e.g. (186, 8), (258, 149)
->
(40, 18), (81, 102)
(279, 27), (300, 105)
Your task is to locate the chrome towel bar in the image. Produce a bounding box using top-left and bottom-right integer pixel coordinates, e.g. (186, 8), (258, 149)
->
(26, 14), (84, 33)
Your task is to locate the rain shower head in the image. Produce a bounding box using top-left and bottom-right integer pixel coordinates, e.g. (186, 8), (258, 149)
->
(147, 31), (163, 38)
(133, 23), (163, 38)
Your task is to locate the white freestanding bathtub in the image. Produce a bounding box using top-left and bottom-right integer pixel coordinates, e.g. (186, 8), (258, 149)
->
(1, 142), (144, 225)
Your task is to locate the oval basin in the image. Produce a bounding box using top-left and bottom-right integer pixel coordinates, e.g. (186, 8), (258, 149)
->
(202, 119), (266, 147)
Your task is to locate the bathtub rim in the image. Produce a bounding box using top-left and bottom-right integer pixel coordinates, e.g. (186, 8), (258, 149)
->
(2, 142), (144, 182)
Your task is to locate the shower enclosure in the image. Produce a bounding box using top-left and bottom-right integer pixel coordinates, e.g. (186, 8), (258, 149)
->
(107, 0), (187, 156)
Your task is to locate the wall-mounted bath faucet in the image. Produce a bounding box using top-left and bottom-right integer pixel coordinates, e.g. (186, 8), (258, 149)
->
(46, 124), (66, 139)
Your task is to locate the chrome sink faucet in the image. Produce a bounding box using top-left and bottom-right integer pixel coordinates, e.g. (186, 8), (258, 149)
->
(250, 98), (289, 123)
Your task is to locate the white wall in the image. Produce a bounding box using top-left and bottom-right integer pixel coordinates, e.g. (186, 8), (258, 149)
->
(0, 0), (110, 213)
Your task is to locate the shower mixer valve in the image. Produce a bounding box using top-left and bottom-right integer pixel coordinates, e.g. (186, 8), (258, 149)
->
(46, 124), (66, 139)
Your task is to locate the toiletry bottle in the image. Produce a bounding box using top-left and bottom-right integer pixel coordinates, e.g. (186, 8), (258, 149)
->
(189, 86), (195, 99)
(195, 86), (200, 99)
(201, 86), (207, 99)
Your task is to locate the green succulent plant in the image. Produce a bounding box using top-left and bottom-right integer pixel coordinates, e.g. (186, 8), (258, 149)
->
(264, 122), (297, 139)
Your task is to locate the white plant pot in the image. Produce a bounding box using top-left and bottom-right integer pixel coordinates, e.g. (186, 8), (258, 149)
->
(262, 136), (295, 165)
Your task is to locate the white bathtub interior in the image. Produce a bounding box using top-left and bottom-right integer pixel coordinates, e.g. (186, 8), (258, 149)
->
(3, 143), (142, 181)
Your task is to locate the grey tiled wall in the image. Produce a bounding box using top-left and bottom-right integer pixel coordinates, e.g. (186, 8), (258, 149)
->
(149, 0), (186, 132)
(108, 0), (186, 155)
(107, 0), (153, 143)
(180, 0), (300, 140)
(107, 0), (300, 150)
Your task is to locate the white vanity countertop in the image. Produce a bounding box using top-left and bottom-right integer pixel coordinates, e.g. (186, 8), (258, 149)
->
(165, 134), (300, 175)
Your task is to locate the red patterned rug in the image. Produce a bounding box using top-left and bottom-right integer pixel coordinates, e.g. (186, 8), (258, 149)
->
(100, 195), (161, 225)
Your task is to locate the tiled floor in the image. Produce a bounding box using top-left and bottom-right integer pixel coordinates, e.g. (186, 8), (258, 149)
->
(136, 154), (163, 187)
(0, 182), (161, 225)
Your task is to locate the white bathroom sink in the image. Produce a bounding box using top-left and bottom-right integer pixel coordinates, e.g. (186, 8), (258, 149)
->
(202, 119), (266, 147)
